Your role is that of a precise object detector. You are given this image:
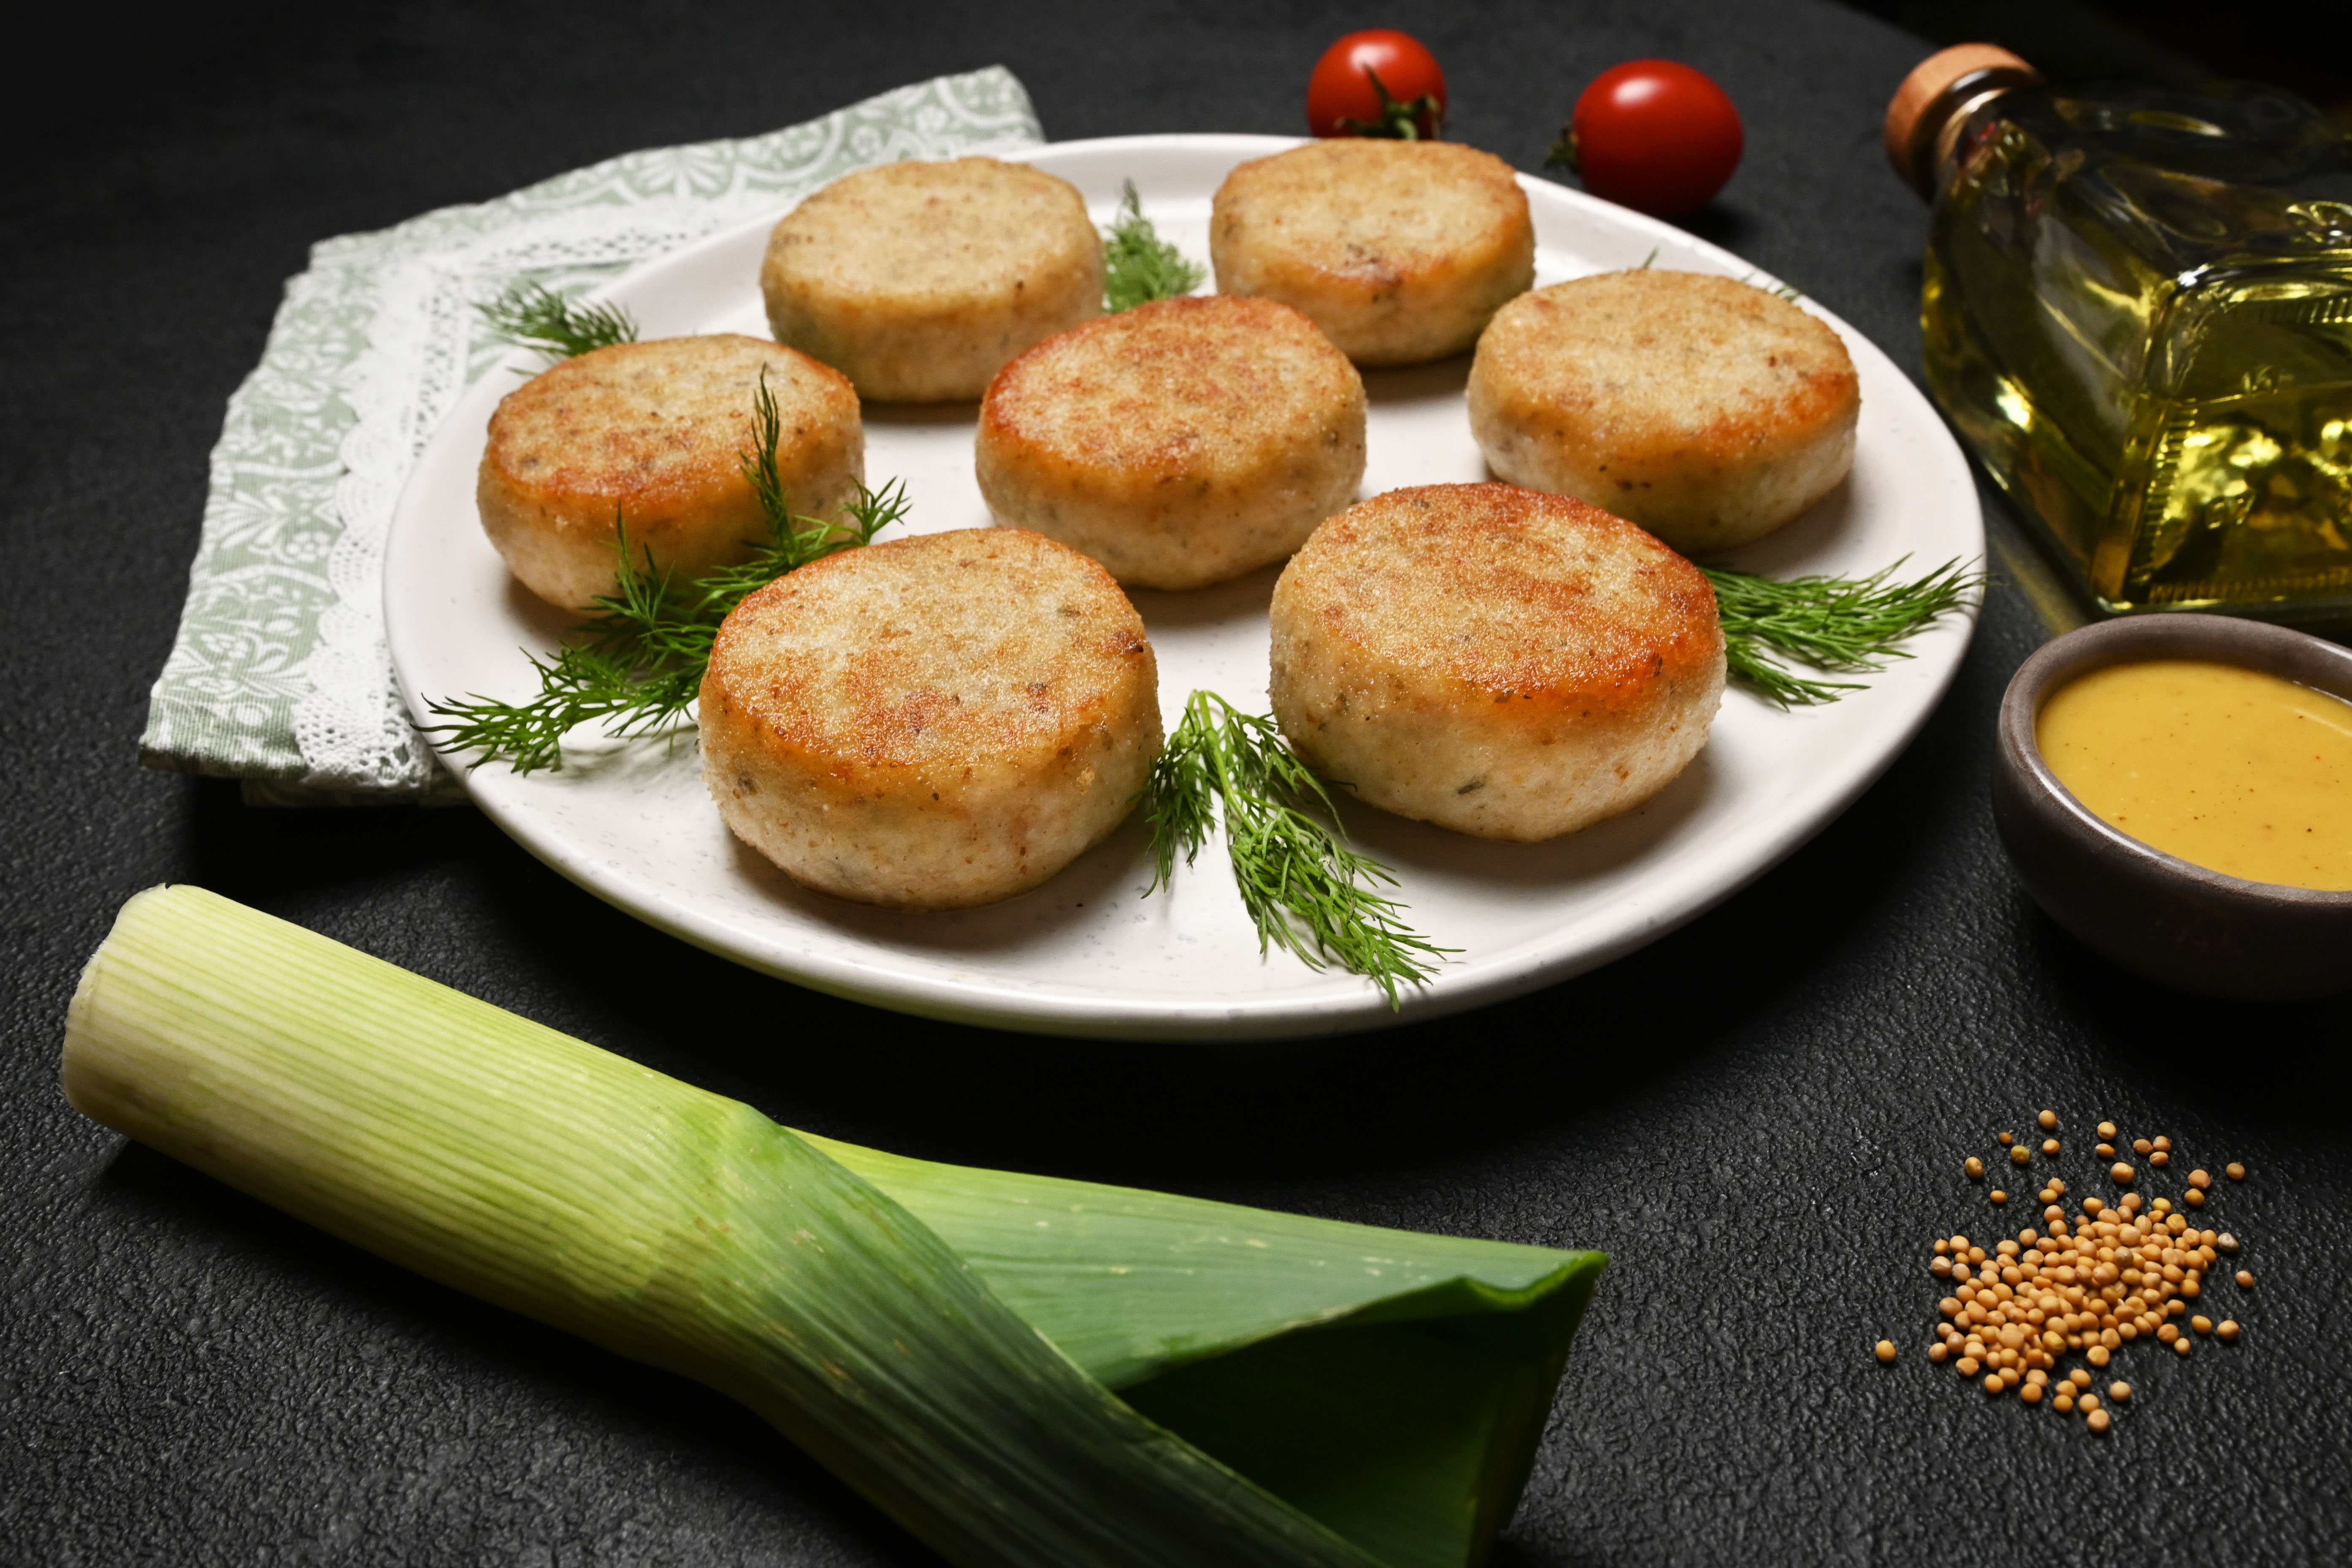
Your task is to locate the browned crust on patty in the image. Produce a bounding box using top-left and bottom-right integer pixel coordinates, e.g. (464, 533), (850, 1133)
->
(1468, 270), (1859, 553)
(1269, 483), (1725, 839)
(1209, 140), (1535, 365)
(975, 294), (1367, 588)
(477, 335), (861, 609)
(760, 157), (1105, 403)
(699, 528), (1161, 908)
(1284, 484), (1723, 717)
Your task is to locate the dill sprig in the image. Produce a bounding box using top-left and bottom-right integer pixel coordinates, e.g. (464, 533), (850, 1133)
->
(478, 280), (640, 360)
(1101, 181), (1206, 313)
(1740, 270), (1803, 302)
(1145, 691), (1451, 1007)
(428, 375), (909, 772)
(1704, 558), (1981, 706)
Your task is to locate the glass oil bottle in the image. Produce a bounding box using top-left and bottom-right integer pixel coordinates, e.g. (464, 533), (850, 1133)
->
(1889, 46), (2352, 621)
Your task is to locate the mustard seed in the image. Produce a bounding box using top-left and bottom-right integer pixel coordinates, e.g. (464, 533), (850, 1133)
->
(2006, 1146), (2029, 1168)
(2174, 1336), (2192, 1357)
(2088, 1407), (2112, 1434)
(2022, 1382), (2044, 1405)
(2109, 1381), (2131, 1403)
(2151, 1151), (2170, 1168)
(2236, 1270), (2254, 1289)
(1990, 1190), (2007, 1204)
(2053, 1393), (2076, 1413)
(2039, 1110), (2058, 1130)
(1965, 1157), (1984, 1179)
(1876, 1339), (1897, 1364)
(1983, 1373), (2004, 1394)
(2188, 1169), (2211, 1190)
(2154, 1135), (2171, 1152)
(2088, 1344), (2112, 1367)
(2098, 1121), (2118, 1139)
(2096, 1143), (2115, 1158)
(2134, 1138), (2153, 1156)
(2227, 1163), (2246, 1181)
(2219, 1233), (2239, 1255)
(2191, 1315), (2212, 1335)
(2042, 1138), (2060, 1155)
(2084, 1198), (2106, 1216)
(1929, 1342), (1949, 1362)
(2217, 1321), (2240, 1343)
(1957, 1356), (1981, 1376)
(1998, 1132), (2014, 1147)
(2157, 1322), (2178, 1343)
(2186, 1190), (2206, 1208)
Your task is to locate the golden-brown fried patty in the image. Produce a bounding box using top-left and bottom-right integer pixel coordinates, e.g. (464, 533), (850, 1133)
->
(699, 528), (1161, 909)
(1269, 483), (1724, 841)
(1468, 270), (1860, 554)
(1209, 140), (1534, 366)
(975, 295), (1367, 590)
(760, 158), (1104, 403)
(477, 335), (861, 610)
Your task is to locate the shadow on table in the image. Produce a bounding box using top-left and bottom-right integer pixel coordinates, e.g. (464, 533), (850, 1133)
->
(2021, 897), (2352, 1126)
(85, 1135), (917, 1559)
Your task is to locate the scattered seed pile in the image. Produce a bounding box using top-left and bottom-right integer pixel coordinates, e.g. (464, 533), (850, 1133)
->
(1881, 1111), (2252, 1436)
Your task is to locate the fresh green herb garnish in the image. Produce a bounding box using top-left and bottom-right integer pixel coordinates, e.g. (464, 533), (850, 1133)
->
(429, 376), (908, 772)
(478, 280), (640, 360)
(1101, 181), (1206, 313)
(1740, 270), (1803, 302)
(1144, 691), (1450, 1006)
(1704, 558), (1980, 707)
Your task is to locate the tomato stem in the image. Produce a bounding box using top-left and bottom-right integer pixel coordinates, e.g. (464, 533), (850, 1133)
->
(1335, 66), (1443, 140)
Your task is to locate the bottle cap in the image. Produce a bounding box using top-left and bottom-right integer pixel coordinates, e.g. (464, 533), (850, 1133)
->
(1886, 44), (2039, 196)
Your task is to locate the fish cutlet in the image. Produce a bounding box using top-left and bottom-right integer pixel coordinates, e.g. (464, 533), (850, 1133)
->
(760, 157), (1103, 403)
(1469, 270), (1860, 554)
(1269, 483), (1724, 842)
(700, 528), (1161, 909)
(976, 295), (1367, 590)
(477, 334), (861, 610)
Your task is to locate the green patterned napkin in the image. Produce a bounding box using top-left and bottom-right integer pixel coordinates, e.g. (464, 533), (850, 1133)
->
(143, 67), (1043, 805)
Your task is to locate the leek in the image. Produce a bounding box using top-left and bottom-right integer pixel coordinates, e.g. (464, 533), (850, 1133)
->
(62, 886), (1604, 1568)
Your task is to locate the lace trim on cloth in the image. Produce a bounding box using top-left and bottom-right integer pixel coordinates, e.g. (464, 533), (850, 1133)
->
(142, 67), (1043, 803)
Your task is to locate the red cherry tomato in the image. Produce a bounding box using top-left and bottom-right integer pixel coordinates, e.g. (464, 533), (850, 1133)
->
(1566, 60), (1742, 217)
(1307, 30), (1447, 140)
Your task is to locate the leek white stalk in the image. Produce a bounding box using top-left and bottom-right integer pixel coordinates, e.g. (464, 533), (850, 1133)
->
(63, 886), (1604, 1568)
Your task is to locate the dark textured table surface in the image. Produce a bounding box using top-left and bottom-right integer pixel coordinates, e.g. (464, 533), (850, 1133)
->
(5, 2), (2347, 1563)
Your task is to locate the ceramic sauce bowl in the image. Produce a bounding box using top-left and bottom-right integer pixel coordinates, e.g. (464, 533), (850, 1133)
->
(1992, 615), (2352, 1000)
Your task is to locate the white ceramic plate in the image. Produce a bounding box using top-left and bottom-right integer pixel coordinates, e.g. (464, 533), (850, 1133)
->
(385, 133), (1982, 1041)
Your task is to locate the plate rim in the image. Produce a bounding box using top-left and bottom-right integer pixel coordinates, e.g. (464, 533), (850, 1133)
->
(386, 130), (1982, 1041)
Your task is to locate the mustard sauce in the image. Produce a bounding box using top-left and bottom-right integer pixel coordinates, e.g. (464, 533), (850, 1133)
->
(2036, 659), (2352, 890)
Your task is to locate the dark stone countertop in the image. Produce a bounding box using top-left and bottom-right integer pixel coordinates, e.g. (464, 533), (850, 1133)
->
(3, 2), (2345, 1562)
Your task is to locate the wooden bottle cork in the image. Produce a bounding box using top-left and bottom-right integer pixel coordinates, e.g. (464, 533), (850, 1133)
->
(1886, 44), (2038, 195)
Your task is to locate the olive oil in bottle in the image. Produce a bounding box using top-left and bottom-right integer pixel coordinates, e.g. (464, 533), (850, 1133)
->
(1889, 46), (2352, 620)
